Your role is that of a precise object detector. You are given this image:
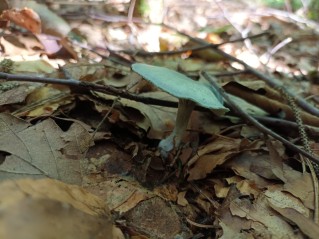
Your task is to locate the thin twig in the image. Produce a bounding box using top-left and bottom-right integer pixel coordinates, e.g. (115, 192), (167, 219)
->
(127, 0), (136, 23)
(202, 71), (319, 165)
(254, 115), (319, 137)
(0, 72), (179, 108)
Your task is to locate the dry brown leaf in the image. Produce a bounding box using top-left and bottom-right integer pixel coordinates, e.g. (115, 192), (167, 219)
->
(124, 197), (183, 239)
(265, 186), (310, 217)
(235, 179), (260, 198)
(214, 179), (230, 198)
(227, 151), (281, 187)
(282, 167), (315, 210)
(0, 83), (36, 106)
(270, 203), (319, 239)
(187, 135), (242, 181)
(1, 8), (41, 34)
(0, 178), (108, 216)
(266, 140), (286, 182)
(217, 186), (252, 239)
(177, 191), (188, 206)
(86, 179), (188, 238)
(188, 152), (237, 181)
(153, 183), (179, 202)
(228, 150), (315, 210)
(12, 60), (55, 74)
(86, 178), (154, 214)
(20, 1), (71, 38)
(0, 36), (31, 56)
(24, 86), (71, 117)
(218, 221), (249, 239)
(229, 195), (304, 238)
(0, 113), (91, 184)
(95, 91), (177, 139)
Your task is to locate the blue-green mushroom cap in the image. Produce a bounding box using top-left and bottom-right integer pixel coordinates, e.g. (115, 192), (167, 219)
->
(132, 63), (229, 115)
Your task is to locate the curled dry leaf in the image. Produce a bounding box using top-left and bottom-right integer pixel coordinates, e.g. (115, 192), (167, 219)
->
(1, 8), (41, 34)
(186, 135), (261, 181)
(229, 194), (304, 238)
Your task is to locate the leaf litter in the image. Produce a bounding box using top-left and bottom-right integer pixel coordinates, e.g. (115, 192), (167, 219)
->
(0, 0), (319, 238)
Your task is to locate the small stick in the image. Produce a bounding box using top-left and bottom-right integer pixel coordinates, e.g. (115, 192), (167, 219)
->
(0, 72), (178, 108)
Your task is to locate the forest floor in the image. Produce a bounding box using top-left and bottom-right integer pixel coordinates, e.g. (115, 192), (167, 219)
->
(1, 0), (319, 238)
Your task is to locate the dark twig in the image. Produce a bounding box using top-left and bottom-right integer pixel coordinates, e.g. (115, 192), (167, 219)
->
(202, 71), (319, 165)
(163, 24), (319, 117)
(0, 72), (178, 108)
(254, 115), (319, 137)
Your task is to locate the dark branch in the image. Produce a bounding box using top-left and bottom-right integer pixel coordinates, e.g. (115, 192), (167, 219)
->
(202, 71), (319, 166)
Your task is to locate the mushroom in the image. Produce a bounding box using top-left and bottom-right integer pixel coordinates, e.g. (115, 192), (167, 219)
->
(131, 63), (229, 158)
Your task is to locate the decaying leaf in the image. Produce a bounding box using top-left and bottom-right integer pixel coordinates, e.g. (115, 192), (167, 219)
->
(86, 178), (154, 214)
(186, 135), (262, 181)
(229, 194), (303, 238)
(270, 203), (319, 239)
(1, 8), (41, 34)
(21, 1), (71, 37)
(0, 113), (93, 184)
(94, 91), (177, 139)
(86, 178), (189, 238)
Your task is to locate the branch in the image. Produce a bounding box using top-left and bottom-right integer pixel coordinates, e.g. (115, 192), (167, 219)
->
(0, 72), (178, 108)
(202, 71), (319, 166)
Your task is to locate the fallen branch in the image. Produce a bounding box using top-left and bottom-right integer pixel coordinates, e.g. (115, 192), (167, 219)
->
(0, 72), (177, 108)
(202, 71), (319, 166)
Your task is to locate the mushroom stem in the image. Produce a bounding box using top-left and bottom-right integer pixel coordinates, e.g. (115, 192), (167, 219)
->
(159, 99), (196, 158)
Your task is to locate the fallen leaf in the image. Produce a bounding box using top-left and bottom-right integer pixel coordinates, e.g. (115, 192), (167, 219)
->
(0, 83), (37, 106)
(86, 178), (154, 214)
(270, 203), (319, 239)
(177, 191), (188, 206)
(124, 197), (183, 239)
(0, 113), (90, 184)
(21, 1), (71, 38)
(227, 151), (281, 187)
(1, 8), (41, 34)
(12, 59), (55, 74)
(187, 135), (242, 181)
(229, 194), (303, 238)
(265, 186), (310, 217)
(95, 91), (177, 139)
